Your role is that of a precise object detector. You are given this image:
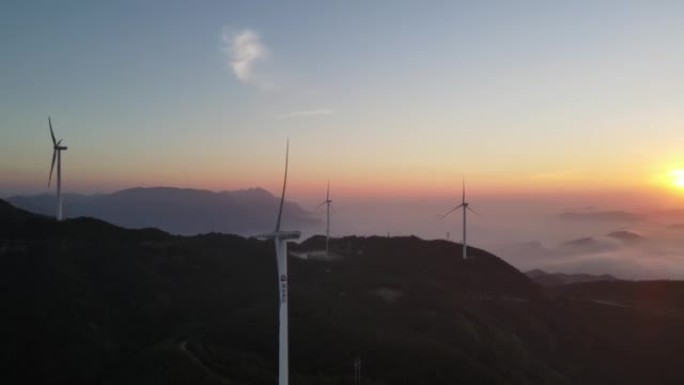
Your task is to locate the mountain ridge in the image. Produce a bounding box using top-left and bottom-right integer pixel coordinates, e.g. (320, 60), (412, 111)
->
(7, 186), (318, 236)
(526, 269), (620, 286)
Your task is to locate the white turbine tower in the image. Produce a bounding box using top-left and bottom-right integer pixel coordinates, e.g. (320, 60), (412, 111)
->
(442, 178), (476, 259)
(258, 140), (301, 385)
(315, 181), (333, 256)
(47, 117), (68, 221)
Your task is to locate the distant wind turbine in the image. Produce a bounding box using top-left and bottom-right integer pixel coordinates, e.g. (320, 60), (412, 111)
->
(442, 178), (477, 259)
(315, 181), (333, 256)
(257, 139), (301, 385)
(47, 117), (68, 221)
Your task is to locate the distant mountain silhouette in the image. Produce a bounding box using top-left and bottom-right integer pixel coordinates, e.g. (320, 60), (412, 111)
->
(550, 280), (684, 317)
(558, 236), (622, 254)
(7, 187), (318, 235)
(557, 210), (645, 222)
(605, 230), (644, 243)
(554, 230), (644, 256)
(500, 229), (649, 270)
(526, 269), (619, 286)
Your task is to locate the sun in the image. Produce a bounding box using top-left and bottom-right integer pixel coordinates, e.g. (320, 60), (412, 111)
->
(670, 169), (684, 188)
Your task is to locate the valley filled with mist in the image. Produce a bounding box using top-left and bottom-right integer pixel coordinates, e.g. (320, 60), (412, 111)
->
(2, 199), (684, 384)
(9, 186), (684, 280)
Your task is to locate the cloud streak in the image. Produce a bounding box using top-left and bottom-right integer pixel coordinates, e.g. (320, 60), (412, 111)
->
(276, 109), (335, 119)
(222, 29), (268, 87)
(557, 210), (646, 222)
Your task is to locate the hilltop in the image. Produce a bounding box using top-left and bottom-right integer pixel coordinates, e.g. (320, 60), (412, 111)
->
(526, 269), (620, 287)
(1, 200), (684, 384)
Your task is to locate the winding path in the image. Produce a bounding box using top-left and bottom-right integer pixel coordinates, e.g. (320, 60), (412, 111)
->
(178, 339), (231, 384)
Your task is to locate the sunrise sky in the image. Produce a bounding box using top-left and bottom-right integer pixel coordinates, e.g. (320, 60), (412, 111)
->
(2, 1), (684, 202)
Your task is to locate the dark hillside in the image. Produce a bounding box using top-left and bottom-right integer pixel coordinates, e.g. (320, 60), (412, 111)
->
(1, 200), (684, 384)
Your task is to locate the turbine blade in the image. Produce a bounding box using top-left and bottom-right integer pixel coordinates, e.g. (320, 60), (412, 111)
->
(467, 206), (479, 216)
(314, 201), (327, 210)
(462, 175), (466, 203)
(441, 204), (464, 219)
(49, 117), (57, 145)
(48, 150), (57, 187)
(275, 139), (289, 231)
(326, 180), (330, 201)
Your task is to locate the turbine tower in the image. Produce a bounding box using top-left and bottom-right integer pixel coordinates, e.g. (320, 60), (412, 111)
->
(315, 181), (333, 256)
(47, 117), (68, 221)
(257, 140), (301, 385)
(442, 178), (476, 259)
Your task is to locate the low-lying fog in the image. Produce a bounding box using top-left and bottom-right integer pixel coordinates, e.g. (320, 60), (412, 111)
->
(299, 194), (684, 280)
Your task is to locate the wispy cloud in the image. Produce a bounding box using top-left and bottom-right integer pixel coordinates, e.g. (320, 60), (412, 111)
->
(276, 109), (335, 120)
(222, 29), (269, 87)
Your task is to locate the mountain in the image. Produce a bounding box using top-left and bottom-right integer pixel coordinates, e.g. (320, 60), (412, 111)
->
(558, 236), (622, 254)
(2, 200), (684, 385)
(605, 230), (644, 243)
(549, 280), (684, 317)
(7, 187), (318, 235)
(526, 269), (620, 287)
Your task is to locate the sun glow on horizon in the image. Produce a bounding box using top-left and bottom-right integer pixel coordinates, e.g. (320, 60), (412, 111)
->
(671, 169), (684, 188)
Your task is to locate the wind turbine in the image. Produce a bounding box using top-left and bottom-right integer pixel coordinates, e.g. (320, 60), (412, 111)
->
(257, 140), (301, 385)
(442, 178), (476, 259)
(47, 117), (68, 221)
(315, 181), (333, 256)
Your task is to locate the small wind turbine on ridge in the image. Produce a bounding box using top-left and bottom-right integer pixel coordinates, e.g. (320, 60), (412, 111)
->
(47, 117), (68, 221)
(315, 181), (333, 257)
(441, 177), (477, 259)
(257, 139), (301, 385)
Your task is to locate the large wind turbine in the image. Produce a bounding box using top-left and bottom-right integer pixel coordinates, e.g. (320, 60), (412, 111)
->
(257, 140), (301, 385)
(442, 178), (476, 259)
(47, 117), (68, 221)
(315, 181), (333, 256)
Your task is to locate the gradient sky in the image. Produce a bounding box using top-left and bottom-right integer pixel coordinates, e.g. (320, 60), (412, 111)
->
(2, 0), (684, 202)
